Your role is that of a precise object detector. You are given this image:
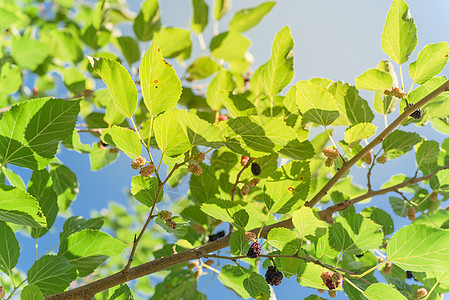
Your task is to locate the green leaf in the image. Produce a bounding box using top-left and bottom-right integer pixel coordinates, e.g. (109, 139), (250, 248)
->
(409, 42), (449, 84)
(191, 0), (208, 33)
(157, 28), (192, 59)
(344, 123), (377, 146)
(47, 29), (83, 63)
(187, 56), (219, 80)
(206, 69), (235, 111)
(296, 260), (328, 289)
(243, 272), (270, 299)
(225, 116), (295, 157)
(0, 184), (46, 227)
(382, 130), (421, 159)
(261, 26), (294, 97)
(210, 31), (251, 61)
(355, 68), (393, 91)
(62, 130), (91, 154)
(296, 80), (339, 126)
(67, 254), (108, 278)
(153, 110), (190, 157)
(65, 229), (127, 257)
(0, 221), (20, 273)
(29, 169), (58, 238)
(387, 224), (449, 272)
(101, 126), (141, 159)
(416, 140), (439, 174)
(0, 62), (21, 95)
(329, 82), (374, 125)
(279, 139), (315, 161)
(266, 227), (299, 253)
(374, 91), (399, 115)
(292, 206), (327, 238)
(218, 265), (251, 298)
(62, 67), (85, 94)
(131, 176), (162, 208)
(108, 284), (134, 300)
(315, 231), (339, 259)
(133, 0), (161, 42)
(217, 92), (256, 117)
(27, 255), (76, 294)
(264, 161), (310, 214)
(229, 2), (275, 32)
(116, 36), (140, 66)
(11, 36), (48, 70)
(230, 230), (250, 255)
(200, 199), (248, 230)
(60, 216), (104, 241)
(214, 0), (231, 20)
(411, 77), (449, 119)
(0, 98), (80, 170)
(49, 164), (78, 211)
(140, 38), (182, 117)
(89, 142), (119, 171)
(381, 0), (417, 64)
(21, 284), (44, 300)
(361, 207), (394, 236)
(389, 196), (410, 217)
(364, 283), (407, 300)
(2, 166), (25, 189)
(329, 214), (383, 254)
(88, 56), (138, 118)
(177, 110), (224, 148)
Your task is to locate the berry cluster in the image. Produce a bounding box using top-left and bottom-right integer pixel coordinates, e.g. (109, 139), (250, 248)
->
(265, 266), (283, 286)
(406, 103), (423, 120)
(218, 115), (228, 122)
(320, 271), (343, 290)
(430, 191), (438, 202)
(376, 155), (387, 164)
(246, 242), (261, 258)
(408, 207), (416, 221)
(140, 164), (156, 177)
(383, 261), (393, 274)
(165, 218), (177, 229)
(243, 232), (256, 241)
(251, 162), (261, 176)
(322, 148), (339, 167)
(248, 178), (260, 187)
(208, 230), (225, 242)
(131, 156), (147, 169)
(363, 152), (372, 165)
(188, 163), (203, 176)
(384, 87), (406, 98)
(240, 184), (250, 196)
(192, 152), (205, 163)
(158, 210), (176, 229)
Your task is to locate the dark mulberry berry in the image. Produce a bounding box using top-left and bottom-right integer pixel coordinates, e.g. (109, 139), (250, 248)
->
(407, 103), (423, 120)
(355, 253), (364, 258)
(320, 271), (335, 289)
(265, 266), (283, 286)
(246, 242), (261, 258)
(208, 230), (225, 242)
(406, 271), (413, 279)
(251, 162), (261, 176)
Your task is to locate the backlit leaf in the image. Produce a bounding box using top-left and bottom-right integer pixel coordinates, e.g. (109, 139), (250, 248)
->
(229, 2), (275, 32)
(101, 126), (142, 159)
(409, 42), (449, 84)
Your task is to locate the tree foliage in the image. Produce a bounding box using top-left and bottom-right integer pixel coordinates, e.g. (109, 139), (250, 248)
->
(0, 0), (449, 299)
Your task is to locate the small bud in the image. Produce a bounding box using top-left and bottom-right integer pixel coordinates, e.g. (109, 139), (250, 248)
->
(322, 148), (339, 159)
(325, 157), (334, 167)
(430, 192), (438, 202)
(188, 163), (203, 176)
(0, 286), (5, 299)
(408, 207), (416, 221)
(192, 153), (205, 163)
(243, 232), (257, 241)
(32, 86), (38, 98)
(188, 260), (199, 270)
(414, 288), (427, 299)
(384, 87), (406, 99)
(383, 261), (392, 274)
(131, 156), (147, 169)
(241, 155), (249, 166)
(195, 266), (203, 278)
(363, 152), (372, 165)
(165, 218), (177, 229)
(376, 155), (387, 164)
(240, 184), (250, 196)
(251, 162), (262, 176)
(248, 178), (261, 187)
(218, 115), (228, 122)
(328, 290), (337, 298)
(158, 210), (172, 220)
(376, 256), (384, 263)
(109, 148), (119, 154)
(204, 259), (214, 266)
(193, 223), (206, 234)
(317, 289), (325, 294)
(140, 164), (156, 177)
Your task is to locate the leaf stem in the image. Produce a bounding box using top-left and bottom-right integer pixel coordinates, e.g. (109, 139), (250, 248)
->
(350, 260), (387, 278)
(344, 277), (365, 294)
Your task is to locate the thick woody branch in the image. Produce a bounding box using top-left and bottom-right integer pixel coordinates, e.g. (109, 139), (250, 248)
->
(305, 79), (449, 209)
